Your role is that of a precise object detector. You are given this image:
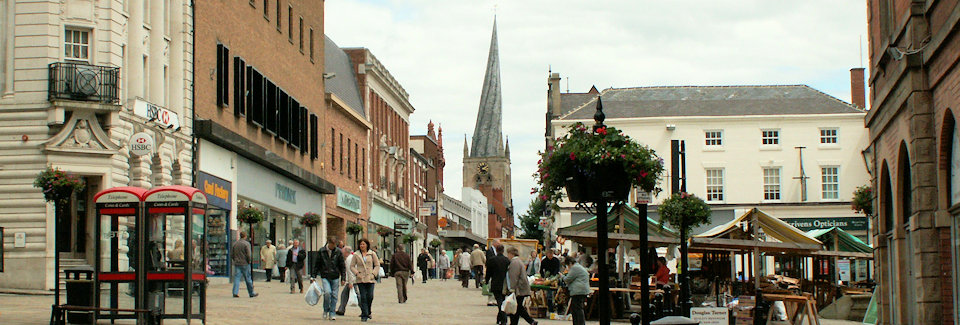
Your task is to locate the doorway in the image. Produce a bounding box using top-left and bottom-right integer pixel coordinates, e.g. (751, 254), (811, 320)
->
(58, 176), (100, 260)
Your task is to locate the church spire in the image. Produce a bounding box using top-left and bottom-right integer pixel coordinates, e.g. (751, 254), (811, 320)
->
(470, 18), (503, 158)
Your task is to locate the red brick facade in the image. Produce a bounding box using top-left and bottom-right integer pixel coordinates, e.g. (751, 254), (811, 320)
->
(323, 93), (370, 244)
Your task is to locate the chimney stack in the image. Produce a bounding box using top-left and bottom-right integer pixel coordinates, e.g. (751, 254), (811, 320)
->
(850, 68), (866, 108)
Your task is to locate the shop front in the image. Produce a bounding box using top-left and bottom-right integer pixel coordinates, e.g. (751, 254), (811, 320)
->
(329, 188), (362, 247)
(197, 172), (232, 276)
(371, 199), (417, 268)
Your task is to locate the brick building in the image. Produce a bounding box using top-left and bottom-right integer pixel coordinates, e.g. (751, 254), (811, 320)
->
(865, 1), (960, 323)
(194, 0), (335, 272)
(322, 36), (370, 247)
(410, 121), (445, 240)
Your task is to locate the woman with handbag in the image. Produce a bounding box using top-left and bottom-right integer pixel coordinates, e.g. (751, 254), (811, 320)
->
(350, 238), (380, 322)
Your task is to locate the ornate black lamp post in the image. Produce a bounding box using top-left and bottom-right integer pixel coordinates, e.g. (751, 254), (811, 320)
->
(592, 97), (612, 325)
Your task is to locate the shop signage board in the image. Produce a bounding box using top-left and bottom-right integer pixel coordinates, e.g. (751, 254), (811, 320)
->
(275, 183), (297, 204)
(133, 99), (181, 130)
(419, 201), (437, 216)
(782, 217), (868, 231)
(129, 132), (154, 157)
(838, 259), (851, 282)
(197, 172), (232, 210)
(337, 188), (361, 214)
(691, 307), (729, 325)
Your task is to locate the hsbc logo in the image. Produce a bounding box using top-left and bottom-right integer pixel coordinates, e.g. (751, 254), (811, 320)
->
(129, 132), (154, 157)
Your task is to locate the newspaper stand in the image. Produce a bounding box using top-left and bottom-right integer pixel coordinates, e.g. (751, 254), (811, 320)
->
(143, 185), (208, 324)
(93, 186), (148, 323)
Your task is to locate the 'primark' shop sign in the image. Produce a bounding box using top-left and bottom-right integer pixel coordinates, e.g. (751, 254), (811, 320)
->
(783, 217), (868, 232)
(337, 188), (361, 214)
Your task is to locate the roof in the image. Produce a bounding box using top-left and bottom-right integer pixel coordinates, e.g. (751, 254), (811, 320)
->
(470, 19), (503, 158)
(560, 93), (596, 116)
(558, 204), (679, 247)
(324, 36), (365, 117)
(560, 85), (865, 120)
(696, 208), (821, 246)
(806, 227), (872, 254)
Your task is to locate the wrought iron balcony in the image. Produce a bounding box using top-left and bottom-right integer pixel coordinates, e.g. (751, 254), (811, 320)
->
(48, 62), (120, 104)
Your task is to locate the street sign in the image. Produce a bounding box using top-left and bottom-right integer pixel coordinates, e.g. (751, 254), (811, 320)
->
(394, 222), (409, 230)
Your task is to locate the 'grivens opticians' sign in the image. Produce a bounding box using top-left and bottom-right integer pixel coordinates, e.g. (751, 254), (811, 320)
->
(337, 188), (361, 214)
(783, 217), (868, 232)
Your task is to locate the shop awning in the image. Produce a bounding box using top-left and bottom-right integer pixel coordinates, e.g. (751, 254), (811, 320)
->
(557, 204), (680, 247)
(806, 227), (874, 259)
(692, 208), (822, 252)
(439, 229), (485, 246)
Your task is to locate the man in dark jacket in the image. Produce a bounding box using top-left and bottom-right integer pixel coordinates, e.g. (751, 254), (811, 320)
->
(540, 248), (562, 313)
(312, 238), (346, 320)
(390, 244), (413, 303)
(485, 244), (510, 325)
(286, 239), (306, 294)
(416, 249), (431, 283)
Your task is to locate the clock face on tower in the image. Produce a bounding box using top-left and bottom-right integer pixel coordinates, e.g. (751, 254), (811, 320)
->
(477, 162), (490, 174)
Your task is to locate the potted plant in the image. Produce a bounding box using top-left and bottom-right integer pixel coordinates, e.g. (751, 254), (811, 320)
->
(299, 212), (321, 227)
(402, 233), (418, 244)
(346, 224), (364, 236)
(429, 239), (442, 248)
(851, 185), (873, 216)
(377, 226), (393, 238)
(534, 122), (664, 203)
(33, 167), (85, 204)
(657, 192), (712, 239)
(237, 206), (264, 225)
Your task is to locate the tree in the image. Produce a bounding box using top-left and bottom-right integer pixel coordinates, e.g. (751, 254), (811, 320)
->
(518, 198), (547, 244)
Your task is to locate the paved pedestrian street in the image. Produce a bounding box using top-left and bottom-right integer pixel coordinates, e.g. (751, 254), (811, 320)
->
(0, 277), (864, 325)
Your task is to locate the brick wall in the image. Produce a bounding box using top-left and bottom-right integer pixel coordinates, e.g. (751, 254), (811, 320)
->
(324, 96), (369, 237)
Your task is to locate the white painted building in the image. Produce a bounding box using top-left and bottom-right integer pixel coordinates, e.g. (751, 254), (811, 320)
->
(545, 73), (873, 279)
(0, 0), (193, 290)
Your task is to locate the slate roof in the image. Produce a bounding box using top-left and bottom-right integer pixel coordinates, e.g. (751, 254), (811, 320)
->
(324, 36), (365, 117)
(559, 93), (595, 116)
(560, 85), (864, 120)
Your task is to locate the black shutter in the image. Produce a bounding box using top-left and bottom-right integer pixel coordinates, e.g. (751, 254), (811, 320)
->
(278, 90), (289, 142)
(310, 114), (319, 159)
(216, 44), (225, 107)
(300, 107), (308, 154)
(290, 99), (301, 149)
(266, 81), (278, 135)
(249, 68), (263, 127)
(233, 57), (246, 116)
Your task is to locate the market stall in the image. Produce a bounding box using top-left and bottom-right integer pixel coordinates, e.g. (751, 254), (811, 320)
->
(805, 227), (874, 309)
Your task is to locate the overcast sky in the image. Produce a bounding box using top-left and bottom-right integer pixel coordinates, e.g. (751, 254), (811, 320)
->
(324, 0), (869, 221)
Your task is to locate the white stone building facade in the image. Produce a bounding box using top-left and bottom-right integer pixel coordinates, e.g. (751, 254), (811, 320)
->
(0, 0), (193, 290)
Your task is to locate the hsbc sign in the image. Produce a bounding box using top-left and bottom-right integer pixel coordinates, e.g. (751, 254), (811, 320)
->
(129, 132), (154, 157)
(133, 99), (181, 130)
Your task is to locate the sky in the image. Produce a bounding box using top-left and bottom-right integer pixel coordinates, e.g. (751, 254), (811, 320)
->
(324, 0), (869, 221)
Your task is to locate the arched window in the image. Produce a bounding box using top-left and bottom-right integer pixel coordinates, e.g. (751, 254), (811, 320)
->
(944, 110), (960, 206)
(898, 142), (911, 226)
(881, 162), (894, 233)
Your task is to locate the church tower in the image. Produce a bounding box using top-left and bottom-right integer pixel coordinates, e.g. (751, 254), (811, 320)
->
(463, 18), (514, 238)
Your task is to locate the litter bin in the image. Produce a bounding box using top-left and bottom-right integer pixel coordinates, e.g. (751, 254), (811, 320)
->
(65, 280), (94, 323)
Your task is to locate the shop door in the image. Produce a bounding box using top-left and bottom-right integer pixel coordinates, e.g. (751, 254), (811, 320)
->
(59, 177), (98, 258)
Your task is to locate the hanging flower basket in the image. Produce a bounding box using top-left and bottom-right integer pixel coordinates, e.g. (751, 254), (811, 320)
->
(657, 192), (712, 239)
(429, 239), (442, 248)
(402, 233), (419, 244)
(851, 185), (873, 216)
(237, 206), (264, 225)
(33, 167), (85, 204)
(377, 226), (393, 237)
(346, 224), (364, 236)
(300, 212), (321, 227)
(535, 122), (664, 203)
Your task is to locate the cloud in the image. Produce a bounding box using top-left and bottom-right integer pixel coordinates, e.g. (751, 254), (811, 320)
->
(324, 0), (868, 223)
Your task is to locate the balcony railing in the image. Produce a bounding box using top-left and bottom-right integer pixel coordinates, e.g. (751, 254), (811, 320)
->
(48, 62), (120, 104)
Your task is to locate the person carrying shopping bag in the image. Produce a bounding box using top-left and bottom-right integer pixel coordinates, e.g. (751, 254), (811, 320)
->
(350, 238), (380, 322)
(506, 247), (538, 325)
(312, 237), (346, 320)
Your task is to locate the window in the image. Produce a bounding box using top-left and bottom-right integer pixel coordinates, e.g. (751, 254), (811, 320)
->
(330, 128), (336, 170)
(705, 168), (724, 201)
(233, 57), (247, 116)
(142, 55), (149, 99)
(263, 0), (269, 19)
(339, 133), (344, 174)
(310, 114), (318, 159)
(347, 138), (352, 178)
(309, 28), (314, 61)
(821, 166), (839, 199)
(275, 0), (281, 30)
(820, 128), (838, 144)
(162, 66), (168, 107)
(215, 44), (229, 107)
(362, 148), (366, 183)
(705, 130), (723, 146)
(298, 17), (304, 52)
(64, 29), (90, 62)
(287, 6), (293, 43)
(265, 81), (277, 134)
(762, 129), (779, 145)
(763, 167), (781, 200)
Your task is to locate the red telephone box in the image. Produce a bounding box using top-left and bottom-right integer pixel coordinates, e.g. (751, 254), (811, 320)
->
(93, 186), (148, 322)
(143, 185), (209, 323)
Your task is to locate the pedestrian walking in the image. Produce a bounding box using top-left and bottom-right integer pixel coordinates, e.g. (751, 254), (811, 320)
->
(437, 251), (450, 281)
(390, 244), (412, 303)
(485, 240), (500, 306)
(230, 231), (258, 298)
(260, 240), (277, 282)
(335, 246), (355, 316)
(485, 244), (510, 325)
(470, 244), (486, 288)
(416, 249), (431, 283)
(312, 237), (346, 320)
(526, 251), (540, 277)
(458, 248), (472, 288)
(351, 238), (380, 322)
(287, 239), (306, 294)
(562, 256), (589, 325)
(506, 247), (538, 325)
(277, 242), (289, 283)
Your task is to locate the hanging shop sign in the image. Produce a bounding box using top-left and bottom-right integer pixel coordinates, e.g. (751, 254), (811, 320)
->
(129, 132), (155, 157)
(337, 188), (362, 214)
(133, 99), (181, 130)
(197, 172), (232, 210)
(419, 201), (437, 216)
(782, 217), (868, 231)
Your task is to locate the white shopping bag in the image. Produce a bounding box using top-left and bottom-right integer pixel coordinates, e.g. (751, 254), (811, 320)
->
(304, 281), (323, 306)
(349, 287), (359, 306)
(501, 293), (518, 315)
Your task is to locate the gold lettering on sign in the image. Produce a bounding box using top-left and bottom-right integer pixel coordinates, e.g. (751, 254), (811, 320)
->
(202, 180), (229, 200)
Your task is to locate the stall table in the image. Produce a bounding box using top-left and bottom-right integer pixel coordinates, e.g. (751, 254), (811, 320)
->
(763, 293), (821, 325)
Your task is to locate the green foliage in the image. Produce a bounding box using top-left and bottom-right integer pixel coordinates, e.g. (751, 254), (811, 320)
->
(402, 233), (419, 244)
(851, 185), (874, 216)
(429, 239), (442, 248)
(657, 192), (711, 239)
(534, 122), (664, 203)
(237, 206), (264, 225)
(518, 198), (547, 244)
(346, 223), (364, 235)
(377, 226), (392, 237)
(299, 212), (321, 227)
(33, 166), (85, 204)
